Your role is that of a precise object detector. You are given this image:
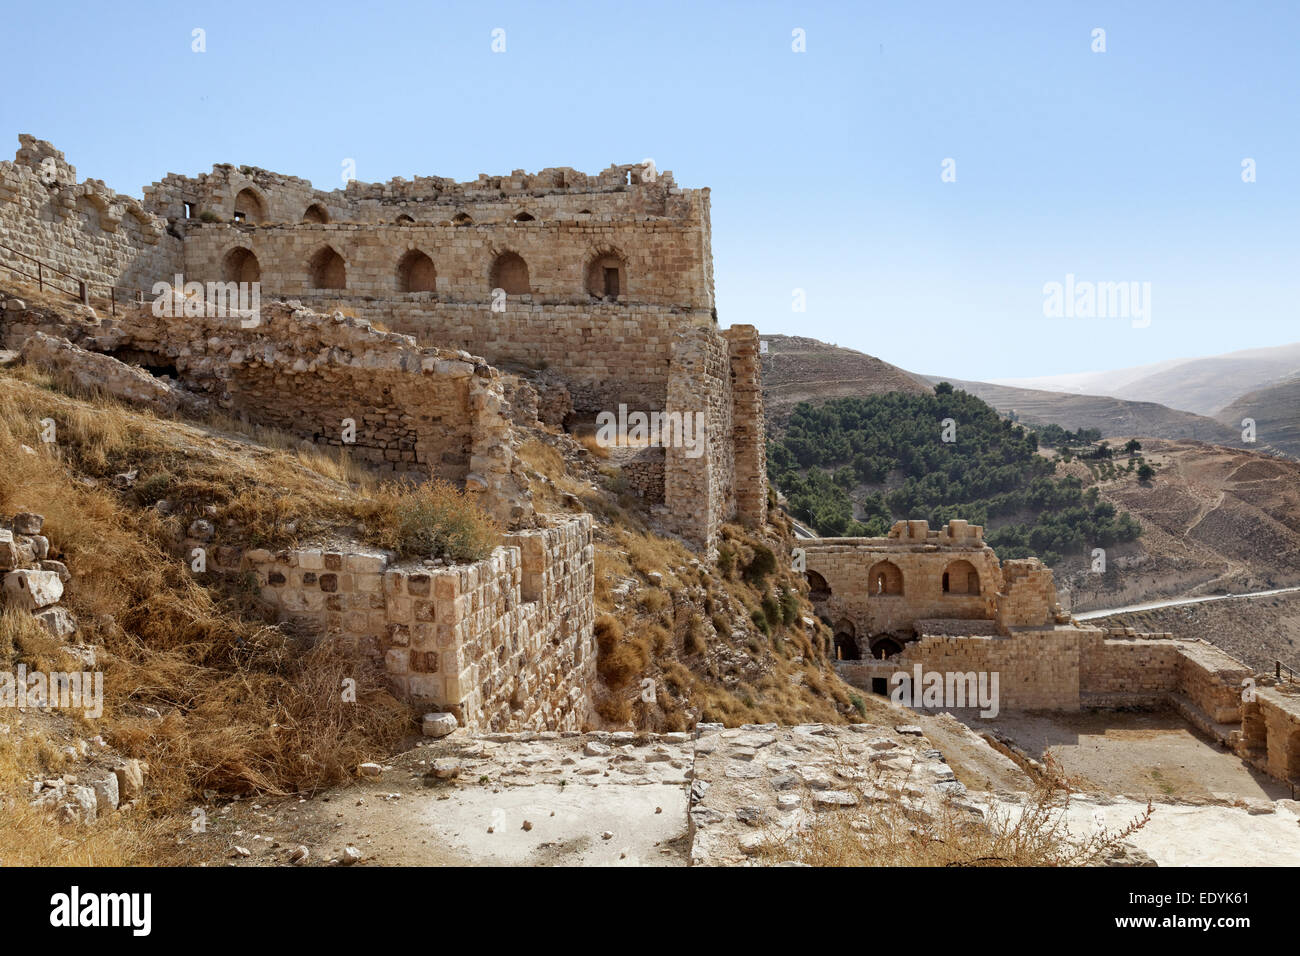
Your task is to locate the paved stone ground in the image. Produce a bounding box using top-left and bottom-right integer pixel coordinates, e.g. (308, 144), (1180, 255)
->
(186, 719), (1300, 867)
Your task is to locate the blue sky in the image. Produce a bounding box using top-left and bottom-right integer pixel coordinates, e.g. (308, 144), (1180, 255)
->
(4, 0), (1297, 380)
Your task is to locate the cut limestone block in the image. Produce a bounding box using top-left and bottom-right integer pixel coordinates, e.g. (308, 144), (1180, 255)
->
(0, 530), (18, 571)
(422, 712), (458, 738)
(3, 568), (64, 610)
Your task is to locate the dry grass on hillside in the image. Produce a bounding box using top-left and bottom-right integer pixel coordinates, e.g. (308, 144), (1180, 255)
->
(0, 369), (416, 864)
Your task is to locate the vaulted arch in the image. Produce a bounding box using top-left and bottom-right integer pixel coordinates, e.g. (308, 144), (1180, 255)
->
(308, 245), (346, 290)
(222, 246), (260, 284)
(396, 249), (437, 293)
(942, 559), (981, 595)
(805, 570), (831, 603)
(233, 187), (267, 223)
(302, 203), (329, 223)
(490, 251), (530, 295)
(867, 560), (904, 596)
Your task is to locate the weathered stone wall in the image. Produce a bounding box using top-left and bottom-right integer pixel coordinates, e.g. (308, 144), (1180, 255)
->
(92, 298), (529, 522)
(664, 327), (734, 553)
(839, 628), (1082, 710)
(176, 219), (713, 309)
(206, 515), (595, 731)
(724, 325), (768, 531)
(840, 626), (1257, 717)
(805, 520), (1005, 646)
(1248, 689), (1300, 783)
(0, 137), (179, 294)
(307, 299), (703, 415)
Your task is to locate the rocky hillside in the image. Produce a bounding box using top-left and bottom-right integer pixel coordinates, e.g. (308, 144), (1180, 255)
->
(1056, 439), (1300, 612)
(1215, 374), (1300, 459)
(758, 335), (931, 432)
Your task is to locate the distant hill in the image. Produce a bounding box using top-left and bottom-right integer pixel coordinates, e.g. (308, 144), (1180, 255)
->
(918, 375), (1250, 449)
(758, 332), (1279, 454)
(758, 335), (930, 432)
(1215, 374), (1300, 459)
(992, 341), (1300, 416)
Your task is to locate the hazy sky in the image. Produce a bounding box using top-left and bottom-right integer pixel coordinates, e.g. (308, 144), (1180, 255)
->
(4, 0), (1297, 380)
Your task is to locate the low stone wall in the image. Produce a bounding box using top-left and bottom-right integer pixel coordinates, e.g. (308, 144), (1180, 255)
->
(1244, 688), (1300, 783)
(838, 628), (1082, 711)
(205, 515), (595, 732)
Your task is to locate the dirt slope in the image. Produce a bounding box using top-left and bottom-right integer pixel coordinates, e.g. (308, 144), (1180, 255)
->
(1215, 374), (1300, 459)
(758, 334), (931, 432)
(1056, 439), (1300, 611)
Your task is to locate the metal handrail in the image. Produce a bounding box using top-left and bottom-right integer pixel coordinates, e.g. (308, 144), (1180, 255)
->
(0, 238), (157, 316)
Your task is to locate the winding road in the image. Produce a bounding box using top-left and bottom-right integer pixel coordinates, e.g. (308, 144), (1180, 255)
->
(1073, 585), (1300, 620)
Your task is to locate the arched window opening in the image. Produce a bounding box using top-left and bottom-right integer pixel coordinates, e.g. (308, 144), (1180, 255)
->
(513, 211), (536, 222)
(805, 570), (831, 603)
(942, 560), (981, 595)
(585, 253), (626, 299)
(309, 245), (346, 290)
(222, 247), (260, 285)
(867, 560), (904, 596)
(452, 212), (473, 226)
(233, 188), (266, 224)
(397, 250), (437, 293)
(871, 637), (903, 660)
(302, 203), (329, 223)
(490, 252), (530, 295)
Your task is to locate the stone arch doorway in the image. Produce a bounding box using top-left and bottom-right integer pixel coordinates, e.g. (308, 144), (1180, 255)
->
(870, 636), (903, 659)
(942, 559), (981, 595)
(396, 250), (437, 293)
(832, 620), (859, 660)
(490, 252), (530, 295)
(805, 570), (831, 603)
(585, 252), (627, 299)
(308, 245), (346, 290)
(221, 247), (260, 284)
(867, 560), (904, 596)
(233, 187), (266, 223)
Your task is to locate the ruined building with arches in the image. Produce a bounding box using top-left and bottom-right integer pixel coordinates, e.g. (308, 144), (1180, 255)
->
(0, 135), (766, 555)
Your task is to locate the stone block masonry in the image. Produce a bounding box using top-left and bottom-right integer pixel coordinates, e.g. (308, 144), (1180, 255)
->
(93, 298), (530, 524)
(206, 515), (595, 732)
(0, 137), (180, 293)
(1, 136), (765, 556)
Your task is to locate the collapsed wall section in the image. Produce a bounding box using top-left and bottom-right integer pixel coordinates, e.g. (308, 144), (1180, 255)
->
(92, 298), (528, 522)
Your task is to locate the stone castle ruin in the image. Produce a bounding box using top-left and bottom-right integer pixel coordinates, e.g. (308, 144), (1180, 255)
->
(806, 519), (1300, 785)
(0, 135), (766, 553)
(2, 134), (1298, 781)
